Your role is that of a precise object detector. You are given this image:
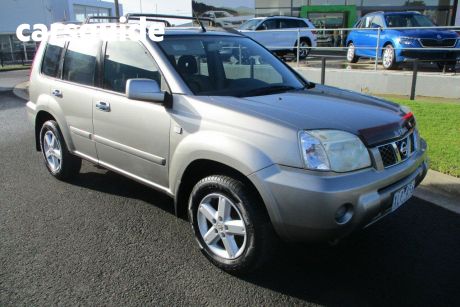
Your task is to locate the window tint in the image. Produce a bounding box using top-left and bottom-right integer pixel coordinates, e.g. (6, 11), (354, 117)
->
(259, 19), (278, 30)
(297, 20), (308, 28)
(103, 41), (165, 93)
(279, 19), (299, 29)
(41, 39), (64, 77)
(63, 40), (99, 86)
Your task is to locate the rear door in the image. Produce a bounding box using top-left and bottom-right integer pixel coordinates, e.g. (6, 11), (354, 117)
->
(50, 39), (101, 159)
(278, 19), (300, 50)
(92, 40), (171, 189)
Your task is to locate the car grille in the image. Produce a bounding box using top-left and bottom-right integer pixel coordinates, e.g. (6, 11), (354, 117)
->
(419, 38), (457, 48)
(377, 132), (415, 168)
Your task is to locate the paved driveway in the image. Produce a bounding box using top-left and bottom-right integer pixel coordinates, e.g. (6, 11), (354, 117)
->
(1, 86), (459, 306)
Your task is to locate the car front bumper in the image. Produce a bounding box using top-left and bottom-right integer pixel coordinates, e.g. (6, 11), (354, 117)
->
(398, 49), (460, 61)
(249, 139), (428, 242)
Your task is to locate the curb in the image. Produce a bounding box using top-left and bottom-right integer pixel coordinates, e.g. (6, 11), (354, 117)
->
(13, 81), (29, 101)
(414, 170), (460, 214)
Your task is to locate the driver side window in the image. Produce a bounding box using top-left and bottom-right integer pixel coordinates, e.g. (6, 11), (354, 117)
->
(258, 19), (278, 30)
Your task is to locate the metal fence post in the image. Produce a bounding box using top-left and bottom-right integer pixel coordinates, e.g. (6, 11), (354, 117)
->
(296, 28), (300, 68)
(375, 27), (381, 70)
(321, 57), (326, 85)
(410, 60), (418, 100)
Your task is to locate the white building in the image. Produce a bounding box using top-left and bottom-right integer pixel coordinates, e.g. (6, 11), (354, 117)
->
(0, 0), (122, 62)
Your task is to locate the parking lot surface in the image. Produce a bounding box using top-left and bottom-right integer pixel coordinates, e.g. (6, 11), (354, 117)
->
(1, 89), (459, 306)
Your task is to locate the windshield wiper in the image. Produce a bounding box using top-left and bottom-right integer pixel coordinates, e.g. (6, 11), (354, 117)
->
(236, 85), (301, 97)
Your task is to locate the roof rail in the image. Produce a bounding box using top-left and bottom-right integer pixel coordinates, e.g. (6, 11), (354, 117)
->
(124, 13), (213, 32)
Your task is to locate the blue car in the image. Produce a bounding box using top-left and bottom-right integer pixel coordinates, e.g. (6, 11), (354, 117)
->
(346, 11), (460, 69)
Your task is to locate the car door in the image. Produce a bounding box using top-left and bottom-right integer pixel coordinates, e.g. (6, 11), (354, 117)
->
(52, 38), (101, 159)
(278, 19), (299, 50)
(92, 40), (171, 189)
(357, 15), (376, 57)
(367, 15), (386, 59)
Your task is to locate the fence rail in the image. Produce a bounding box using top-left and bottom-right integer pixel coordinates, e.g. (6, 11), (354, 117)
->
(248, 25), (460, 70)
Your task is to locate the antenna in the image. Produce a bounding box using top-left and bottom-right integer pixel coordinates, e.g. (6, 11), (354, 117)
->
(193, 12), (206, 32)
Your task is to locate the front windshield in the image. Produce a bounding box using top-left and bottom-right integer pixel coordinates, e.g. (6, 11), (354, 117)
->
(239, 19), (261, 30)
(385, 14), (435, 28)
(158, 36), (305, 97)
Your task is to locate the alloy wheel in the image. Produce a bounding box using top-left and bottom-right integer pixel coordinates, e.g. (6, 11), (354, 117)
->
(43, 130), (62, 172)
(347, 44), (355, 62)
(197, 193), (247, 259)
(383, 46), (394, 69)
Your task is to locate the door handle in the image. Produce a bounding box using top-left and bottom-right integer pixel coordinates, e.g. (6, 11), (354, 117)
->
(52, 89), (62, 98)
(95, 101), (111, 112)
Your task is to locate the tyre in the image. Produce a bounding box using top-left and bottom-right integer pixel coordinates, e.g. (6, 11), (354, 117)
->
(188, 175), (276, 274)
(295, 38), (311, 60)
(382, 44), (397, 70)
(346, 42), (359, 63)
(39, 120), (81, 180)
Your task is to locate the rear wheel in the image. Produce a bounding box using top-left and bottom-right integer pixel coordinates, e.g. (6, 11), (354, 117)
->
(39, 120), (81, 180)
(382, 44), (397, 70)
(346, 43), (359, 63)
(295, 39), (311, 60)
(188, 175), (276, 274)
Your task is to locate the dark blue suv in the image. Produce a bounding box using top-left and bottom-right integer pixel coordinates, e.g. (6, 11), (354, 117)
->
(346, 11), (460, 69)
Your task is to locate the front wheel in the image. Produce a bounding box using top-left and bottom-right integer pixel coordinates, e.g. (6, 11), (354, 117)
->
(382, 44), (397, 70)
(188, 175), (276, 274)
(39, 120), (81, 180)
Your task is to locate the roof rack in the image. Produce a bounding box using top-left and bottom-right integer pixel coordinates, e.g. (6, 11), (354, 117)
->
(124, 13), (213, 32)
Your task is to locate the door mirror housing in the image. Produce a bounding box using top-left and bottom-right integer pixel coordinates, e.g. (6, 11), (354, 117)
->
(126, 79), (165, 103)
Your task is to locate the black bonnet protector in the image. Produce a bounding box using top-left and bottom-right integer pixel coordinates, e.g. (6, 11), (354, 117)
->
(306, 85), (417, 147)
(359, 112), (416, 147)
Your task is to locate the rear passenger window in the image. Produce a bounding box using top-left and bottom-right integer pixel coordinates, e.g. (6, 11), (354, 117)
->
(279, 19), (299, 29)
(41, 40), (64, 77)
(63, 40), (99, 86)
(103, 41), (166, 93)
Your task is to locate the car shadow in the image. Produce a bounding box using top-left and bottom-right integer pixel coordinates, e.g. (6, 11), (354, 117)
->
(71, 166), (175, 217)
(69, 164), (460, 306)
(241, 199), (460, 306)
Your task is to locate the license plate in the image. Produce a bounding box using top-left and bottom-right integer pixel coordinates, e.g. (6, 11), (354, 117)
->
(392, 181), (415, 212)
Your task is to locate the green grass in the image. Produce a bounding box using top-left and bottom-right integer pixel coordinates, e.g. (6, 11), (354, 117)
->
(0, 64), (31, 72)
(388, 97), (460, 177)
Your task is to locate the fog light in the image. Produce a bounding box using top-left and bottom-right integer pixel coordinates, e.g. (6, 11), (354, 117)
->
(335, 203), (353, 225)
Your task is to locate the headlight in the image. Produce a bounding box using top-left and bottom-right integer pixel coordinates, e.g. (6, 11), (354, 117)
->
(299, 130), (371, 172)
(399, 37), (418, 45)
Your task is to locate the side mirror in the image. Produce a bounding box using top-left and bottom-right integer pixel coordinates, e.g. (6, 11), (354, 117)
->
(126, 79), (165, 103)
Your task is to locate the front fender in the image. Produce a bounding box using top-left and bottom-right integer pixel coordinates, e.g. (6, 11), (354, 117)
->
(169, 131), (274, 196)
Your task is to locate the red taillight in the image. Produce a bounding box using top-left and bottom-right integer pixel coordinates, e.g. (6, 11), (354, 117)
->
(402, 112), (413, 120)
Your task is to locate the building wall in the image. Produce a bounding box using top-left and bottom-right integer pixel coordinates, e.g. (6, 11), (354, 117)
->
(0, 0), (121, 64)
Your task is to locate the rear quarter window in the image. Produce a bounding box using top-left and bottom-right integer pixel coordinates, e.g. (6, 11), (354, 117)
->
(41, 40), (65, 77)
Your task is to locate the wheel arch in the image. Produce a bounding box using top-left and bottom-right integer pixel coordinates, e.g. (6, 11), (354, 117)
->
(34, 106), (73, 153)
(174, 159), (268, 220)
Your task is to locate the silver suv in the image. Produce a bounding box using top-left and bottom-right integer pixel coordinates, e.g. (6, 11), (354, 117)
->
(27, 15), (428, 274)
